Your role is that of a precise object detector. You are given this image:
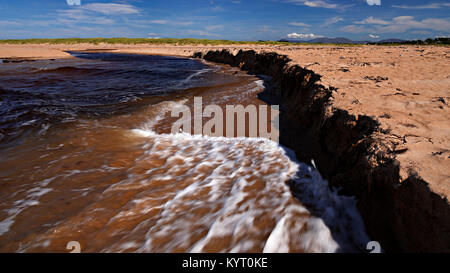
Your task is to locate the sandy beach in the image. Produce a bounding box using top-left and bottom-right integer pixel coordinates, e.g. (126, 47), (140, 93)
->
(1, 43), (447, 198)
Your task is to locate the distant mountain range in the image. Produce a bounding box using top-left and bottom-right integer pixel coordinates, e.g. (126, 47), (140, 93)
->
(278, 37), (407, 44)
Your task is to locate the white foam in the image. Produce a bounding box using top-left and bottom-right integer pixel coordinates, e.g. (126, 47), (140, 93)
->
(118, 117), (370, 252)
(285, 149), (371, 252)
(175, 68), (213, 88)
(16, 98), (369, 253)
(139, 99), (188, 132)
(0, 178), (54, 236)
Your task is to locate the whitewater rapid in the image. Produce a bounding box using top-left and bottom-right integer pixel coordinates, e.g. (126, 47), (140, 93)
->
(0, 54), (371, 252)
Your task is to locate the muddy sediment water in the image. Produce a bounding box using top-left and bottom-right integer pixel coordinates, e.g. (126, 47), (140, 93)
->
(0, 52), (370, 252)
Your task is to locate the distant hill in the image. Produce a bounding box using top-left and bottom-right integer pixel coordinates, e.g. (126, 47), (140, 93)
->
(376, 38), (407, 44)
(307, 37), (355, 44)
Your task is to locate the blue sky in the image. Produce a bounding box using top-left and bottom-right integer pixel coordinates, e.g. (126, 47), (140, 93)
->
(0, 0), (449, 40)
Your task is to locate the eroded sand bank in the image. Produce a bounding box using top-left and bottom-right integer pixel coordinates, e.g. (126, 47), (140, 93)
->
(1, 43), (449, 251)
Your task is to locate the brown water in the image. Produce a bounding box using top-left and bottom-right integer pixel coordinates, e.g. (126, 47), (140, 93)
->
(0, 53), (370, 252)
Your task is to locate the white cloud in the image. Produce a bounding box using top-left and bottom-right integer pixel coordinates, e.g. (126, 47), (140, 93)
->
(211, 6), (225, 12)
(185, 29), (219, 37)
(80, 3), (139, 15)
(0, 20), (21, 26)
(286, 0), (339, 9)
(369, 34), (379, 38)
(289, 21), (310, 27)
(257, 25), (278, 34)
(172, 21), (194, 26)
(148, 33), (160, 39)
(355, 16), (390, 25)
(286, 33), (324, 39)
(148, 20), (169, 24)
(322, 16), (343, 26)
(304, 1), (338, 8)
(66, 0), (81, 6)
(366, 0), (381, 6)
(380, 16), (450, 32)
(147, 19), (193, 26)
(392, 3), (450, 9)
(29, 3), (138, 29)
(411, 30), (431, 35)
(341, 25), (368, 33)
(343, 16), (450, 33)
(57, 9), (114, 25)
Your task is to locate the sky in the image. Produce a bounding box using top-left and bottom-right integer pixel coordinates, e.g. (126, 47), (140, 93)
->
(0, 0), (449, 41)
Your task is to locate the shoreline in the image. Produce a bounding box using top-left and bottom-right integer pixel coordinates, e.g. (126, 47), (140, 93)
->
(0, 52), (367, 253)
(1, 44), (449, 252)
